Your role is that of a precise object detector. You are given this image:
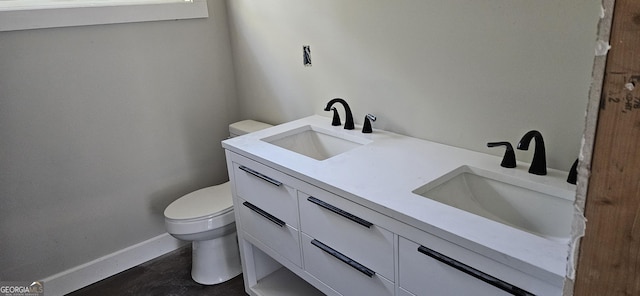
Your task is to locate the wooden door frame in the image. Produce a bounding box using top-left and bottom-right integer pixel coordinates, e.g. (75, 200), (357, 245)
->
(569, 0), (640, 294)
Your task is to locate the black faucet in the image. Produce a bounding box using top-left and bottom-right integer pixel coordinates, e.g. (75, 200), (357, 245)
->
(487, 142), (516, 168)
(517, 130), (547, 175)
(324, 98), (354, 130)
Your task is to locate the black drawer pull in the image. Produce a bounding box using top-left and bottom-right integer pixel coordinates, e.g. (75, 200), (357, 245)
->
(311, 239), (375, 278)
(307, 196), (373, 228)
(242, 201), (286, 227)
(417, 245), (535, 296)
(239, 165), (282, 186)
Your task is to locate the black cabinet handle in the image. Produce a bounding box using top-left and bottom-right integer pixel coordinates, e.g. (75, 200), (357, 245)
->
(242, 201), (286, 227)
(417, 246), (535, 296)
(311, 239), (375, 278)
(307, 196), (373, 228)
(239, 165), (283, 186)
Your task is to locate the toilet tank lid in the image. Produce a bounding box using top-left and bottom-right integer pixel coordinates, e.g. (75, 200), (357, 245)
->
(229, 120), (272, 136)
(164, 182), (232, 220)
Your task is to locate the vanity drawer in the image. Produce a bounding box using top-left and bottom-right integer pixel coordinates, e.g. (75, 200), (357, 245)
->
(399, 236), (516, 296)
(237, 197), (301, 267)
(233, 161), (299, 227)
(301, 233), (394, 296)
(298, 190), (394, 281)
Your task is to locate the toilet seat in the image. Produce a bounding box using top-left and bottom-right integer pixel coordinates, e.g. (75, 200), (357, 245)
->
(164, 182), (235, 236)
(165, 182), (232, 220)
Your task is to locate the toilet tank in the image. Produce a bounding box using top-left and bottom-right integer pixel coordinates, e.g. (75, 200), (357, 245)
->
(229, 120), (272, 138)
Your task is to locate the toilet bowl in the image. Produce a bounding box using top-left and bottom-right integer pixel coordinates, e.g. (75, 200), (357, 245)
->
(164, 120), (272, 285)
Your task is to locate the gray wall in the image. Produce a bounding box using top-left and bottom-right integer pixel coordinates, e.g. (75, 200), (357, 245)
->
(227, 0), (601, 170)
(0, 0), (238, 280)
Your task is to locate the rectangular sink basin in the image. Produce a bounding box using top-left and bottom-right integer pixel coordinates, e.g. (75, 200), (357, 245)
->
(261, 125), (372, 161)
(412, 166), (574, 241)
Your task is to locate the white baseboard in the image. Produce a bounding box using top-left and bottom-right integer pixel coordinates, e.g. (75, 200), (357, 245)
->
(40, 233), (189, 296)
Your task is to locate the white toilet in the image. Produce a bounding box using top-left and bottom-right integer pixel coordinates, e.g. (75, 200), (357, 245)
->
(164, 120), (272, 285)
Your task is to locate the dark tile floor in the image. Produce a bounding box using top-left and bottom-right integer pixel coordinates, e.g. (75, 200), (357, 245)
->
(67, 246), (248, 296)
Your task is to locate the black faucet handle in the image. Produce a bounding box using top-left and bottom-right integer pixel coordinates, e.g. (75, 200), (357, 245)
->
(362, 114), (376, 133)
(487, 141), (517, 168)
(330, 107), (342, 126)
(567, 158), (578, 184)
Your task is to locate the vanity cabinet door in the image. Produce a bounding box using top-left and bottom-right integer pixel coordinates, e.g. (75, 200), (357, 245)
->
(298, 191), (394, 281)
(399, 237), (525, 296)
(233, 161), (299, 228)
(301, 234), (394, 296)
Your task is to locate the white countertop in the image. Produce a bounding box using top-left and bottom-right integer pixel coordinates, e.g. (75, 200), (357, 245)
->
(222, 115), (576, 286)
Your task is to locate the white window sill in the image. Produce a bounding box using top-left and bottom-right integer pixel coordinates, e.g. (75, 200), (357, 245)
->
(0, 0), (208, 32)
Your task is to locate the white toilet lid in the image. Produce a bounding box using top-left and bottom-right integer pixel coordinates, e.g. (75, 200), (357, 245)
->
(164, 182), (233, 220)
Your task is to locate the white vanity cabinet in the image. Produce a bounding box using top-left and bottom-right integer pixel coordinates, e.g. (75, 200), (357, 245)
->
(225, 148), (562, 296)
